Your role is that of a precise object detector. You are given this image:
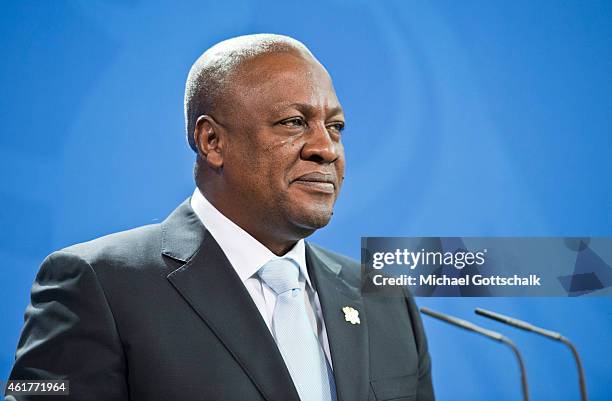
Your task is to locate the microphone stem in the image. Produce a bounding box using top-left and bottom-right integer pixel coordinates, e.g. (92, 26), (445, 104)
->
(500, 337), (529, 401)
(421, 308), (530, 400)
(560, 336), (588, 401)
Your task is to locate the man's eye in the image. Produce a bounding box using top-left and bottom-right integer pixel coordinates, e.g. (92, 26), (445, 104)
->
(280, 117), (306, 128)
(327, 122), (345, 133)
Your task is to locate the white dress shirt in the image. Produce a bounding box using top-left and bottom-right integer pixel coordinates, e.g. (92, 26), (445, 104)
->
(190, 188), (333, 366)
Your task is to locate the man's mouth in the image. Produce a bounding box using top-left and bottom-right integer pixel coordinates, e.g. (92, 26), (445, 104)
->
(292, 172), (336, 194)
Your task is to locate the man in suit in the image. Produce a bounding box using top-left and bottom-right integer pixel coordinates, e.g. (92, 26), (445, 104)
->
(6, 34), (434, 401)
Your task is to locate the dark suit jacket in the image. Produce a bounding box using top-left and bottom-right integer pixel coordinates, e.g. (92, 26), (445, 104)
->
(7, 199), (434, 401)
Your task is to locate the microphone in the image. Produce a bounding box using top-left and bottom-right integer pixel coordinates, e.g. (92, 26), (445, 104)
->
(420, 307), (529, 401)
(475, 307), (587, 401)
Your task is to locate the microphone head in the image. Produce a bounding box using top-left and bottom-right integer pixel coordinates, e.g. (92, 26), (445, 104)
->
(420, 307), (506, 342)
(475, 308), (562, 340)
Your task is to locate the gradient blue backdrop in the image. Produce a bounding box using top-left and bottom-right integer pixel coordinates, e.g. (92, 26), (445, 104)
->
(1, 1), (611, 400)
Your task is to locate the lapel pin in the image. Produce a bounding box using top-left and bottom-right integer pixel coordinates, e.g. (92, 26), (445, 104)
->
(342, 306), (360, 325)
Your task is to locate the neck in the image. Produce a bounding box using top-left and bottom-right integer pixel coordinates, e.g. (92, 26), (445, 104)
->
(196, 184), (310, 256)
(260, 237), (300, 256)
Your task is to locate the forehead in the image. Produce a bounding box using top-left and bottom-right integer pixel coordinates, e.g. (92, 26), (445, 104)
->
(229, 52), (341, 113)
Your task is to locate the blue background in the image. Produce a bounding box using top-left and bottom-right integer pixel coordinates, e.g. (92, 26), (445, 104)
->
(1, 1), (610, 400)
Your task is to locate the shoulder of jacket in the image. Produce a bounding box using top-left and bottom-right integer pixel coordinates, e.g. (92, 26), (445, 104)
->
(55, 223), (162, 268)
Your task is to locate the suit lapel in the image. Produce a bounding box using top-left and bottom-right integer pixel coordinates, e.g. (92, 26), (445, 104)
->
(306, 244), (370, 401)
(162, 199), (300, 401)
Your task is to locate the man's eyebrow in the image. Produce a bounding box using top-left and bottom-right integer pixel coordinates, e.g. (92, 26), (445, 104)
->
(270, 102), (344, 117)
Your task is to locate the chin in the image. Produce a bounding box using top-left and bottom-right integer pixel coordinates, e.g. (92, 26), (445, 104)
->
(291, 207), (334, 232)
(281, 195), (336, 234)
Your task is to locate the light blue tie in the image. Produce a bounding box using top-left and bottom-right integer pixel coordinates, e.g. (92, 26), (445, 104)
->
(258, 258), (337, 401)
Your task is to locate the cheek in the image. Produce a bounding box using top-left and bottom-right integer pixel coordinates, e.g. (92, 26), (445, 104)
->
(263, 140), (302, 176)
(231, 130), (303, 190)
(336, 148), (346, 181)
(263, 135), (302, 157)
(242, 152), (288, 190)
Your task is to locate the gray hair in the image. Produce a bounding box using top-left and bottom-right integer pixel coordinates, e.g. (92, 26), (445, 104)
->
(184, 34), (314, 152)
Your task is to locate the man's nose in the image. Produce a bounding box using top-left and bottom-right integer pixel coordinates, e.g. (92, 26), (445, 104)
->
(300, 123), (340, 163)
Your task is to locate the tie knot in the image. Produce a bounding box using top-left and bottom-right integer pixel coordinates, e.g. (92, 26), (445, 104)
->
(258, 258), (300, 295)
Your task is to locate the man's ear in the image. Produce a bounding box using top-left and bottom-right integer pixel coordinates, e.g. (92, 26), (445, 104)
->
(193, 115), (224, 169)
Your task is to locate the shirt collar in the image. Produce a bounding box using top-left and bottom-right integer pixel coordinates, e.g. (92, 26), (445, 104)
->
(190, 188), (311, 288)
